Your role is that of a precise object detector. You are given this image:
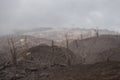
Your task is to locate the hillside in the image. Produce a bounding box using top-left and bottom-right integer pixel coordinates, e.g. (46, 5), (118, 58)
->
(49, 61), (120, 80)
(97, 47), (120, 62)
(69, 35), (120, 64)
(0, 35), (52, 53)
(0, 29), (120, 80)
(0, 35), (120, 80)
(0, 45), (76, 80)
(18, 45), (76, 68)
(21, 28), (118, 42)
(0, 35), (54, 65)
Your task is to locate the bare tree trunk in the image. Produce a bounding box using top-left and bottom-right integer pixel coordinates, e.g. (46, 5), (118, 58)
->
(8, 37), (17, 67)
(75, 40), (78, 48)
(51, 40), (55, 52)
(96, 31), (99, 37)
(65, 33), (69, 49)
(66, 39), (69, 49)
(51, 40), (54, 47)
(67, 58), (71, 66)
(24, 36), (29, 49)
(106, 52), (113, 62)
(64, 33), (72, 66)
(94, 28), (99, 37)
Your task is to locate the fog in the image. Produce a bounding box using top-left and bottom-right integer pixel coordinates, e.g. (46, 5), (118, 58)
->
(0, 0), (120, 35)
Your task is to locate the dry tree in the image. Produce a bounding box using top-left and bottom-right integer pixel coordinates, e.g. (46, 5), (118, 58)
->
(65, 33), (69, 49)
(94, 28), (99, 37)
(24, 35), (29, 49)
(7, 35), (30, 66)
(64, 33), (73, 66)
(51, 40), (54, 47)
(7, 36), (17, 67)
(7, 35), (32, 79)
(75, 40), (79, 48)
(51, 40), (55, 51)
(99, 50), (114, 62)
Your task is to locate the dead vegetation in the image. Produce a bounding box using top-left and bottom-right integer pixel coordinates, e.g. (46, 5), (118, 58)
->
(69, 35), (120, 64)
(0, 34), (120, 80)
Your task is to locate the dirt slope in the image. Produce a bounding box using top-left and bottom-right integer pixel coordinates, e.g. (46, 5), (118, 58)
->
(19, 45), (76, 69)
(49, 61), (120, 80)
(69, 35), (120, 64)
(0, 35), (52, 62)
(97, 47), (120, 62)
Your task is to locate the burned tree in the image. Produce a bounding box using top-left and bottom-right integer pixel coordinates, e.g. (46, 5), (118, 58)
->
(7, 36), (17, 67)
(80, 45), (87, 64)
(94, 28), (99, 37)
(51, 40), (55, 53)
(99, 49), (115, 62)
(65, 33), (69, 49)
(24, 35), (29, 49)
(75, 40), (79, 48)
(7, 35), (30, 66)
(51, 40), (54, 47)
(64, 33), (73, 66)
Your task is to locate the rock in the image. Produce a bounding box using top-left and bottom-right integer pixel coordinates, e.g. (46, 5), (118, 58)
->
(39, 72), (50, 78)
(0, 66), (5, 71)
(25, 67), (38, 72)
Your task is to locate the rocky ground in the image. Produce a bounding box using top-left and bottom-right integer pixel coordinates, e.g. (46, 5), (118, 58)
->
(0, 61), (120, 80)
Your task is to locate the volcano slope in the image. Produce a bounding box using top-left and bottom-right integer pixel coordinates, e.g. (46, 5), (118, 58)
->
(0, 35), (53, 63)
(0, 35), (120, 80)
(69, 35), (120, 64)
(49, 61), (120, 80)
(0, 44), (76, 80)
(19, 44), (76, 69)
(97, 47), (120, 62)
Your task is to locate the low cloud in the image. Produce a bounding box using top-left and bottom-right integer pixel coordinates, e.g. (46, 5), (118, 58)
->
(0, 0), (120, 35)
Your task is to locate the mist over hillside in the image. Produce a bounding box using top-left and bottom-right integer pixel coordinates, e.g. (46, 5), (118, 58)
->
(12, 28), (118, 42)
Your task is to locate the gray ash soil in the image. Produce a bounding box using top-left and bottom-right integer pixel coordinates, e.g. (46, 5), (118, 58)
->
(1, 61), (120, 80)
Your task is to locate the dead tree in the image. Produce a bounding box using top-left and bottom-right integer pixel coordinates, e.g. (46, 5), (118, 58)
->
(51, 40), (55, 52)
(100, 50), (114, 62)
(64, 33), (73, 66)
(94, 28), (99, 37)
(75, 40), (79, 48)
(65, 33), (69, 49)
(51, 40), (54, 47)
(7, 35), (30, 66)
(81, 45), (87, 64)
(7, 36), (17, 67)
(24, 36), (29, 49)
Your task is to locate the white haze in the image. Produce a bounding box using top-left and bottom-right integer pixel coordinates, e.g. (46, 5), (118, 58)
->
(0, 0), (120, 35)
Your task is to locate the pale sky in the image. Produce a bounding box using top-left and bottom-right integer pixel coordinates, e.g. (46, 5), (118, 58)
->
(0, 0), (120, 35)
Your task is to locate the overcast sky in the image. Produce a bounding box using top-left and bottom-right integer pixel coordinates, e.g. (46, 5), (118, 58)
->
(0, 0), (120, 35)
